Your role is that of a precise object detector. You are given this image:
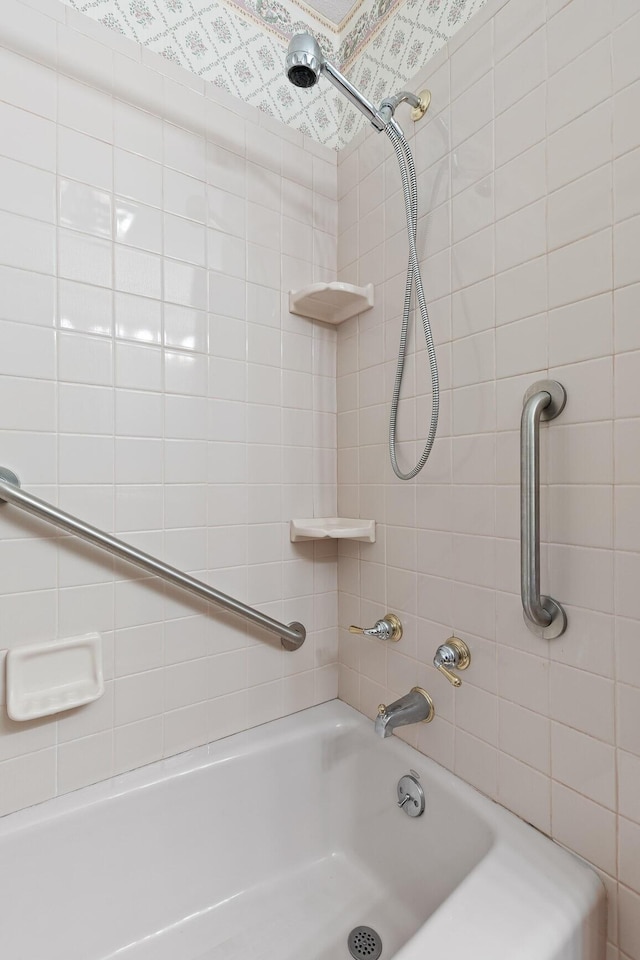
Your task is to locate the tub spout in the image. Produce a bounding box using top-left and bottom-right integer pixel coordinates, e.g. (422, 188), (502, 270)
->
(374, 687), (434, 738)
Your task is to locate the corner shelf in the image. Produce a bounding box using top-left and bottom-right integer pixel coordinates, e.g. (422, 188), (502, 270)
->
(289, 282), (374, 325)
(290, 518), (376, 543)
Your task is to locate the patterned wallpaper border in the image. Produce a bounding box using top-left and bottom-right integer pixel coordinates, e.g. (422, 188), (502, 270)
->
(63, 0), (487, 146)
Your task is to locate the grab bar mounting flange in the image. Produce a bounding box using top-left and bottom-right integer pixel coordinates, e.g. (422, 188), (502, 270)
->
(522, 379), (566, 422)
(0, 467), (20, 490)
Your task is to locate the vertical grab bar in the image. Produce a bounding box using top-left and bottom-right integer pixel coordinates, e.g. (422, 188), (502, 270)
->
(520, 380), (567, 639)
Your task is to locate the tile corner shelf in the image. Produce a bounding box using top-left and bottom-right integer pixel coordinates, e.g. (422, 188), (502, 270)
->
(289, 282), (374, 325)
(290, 519), (376, 543)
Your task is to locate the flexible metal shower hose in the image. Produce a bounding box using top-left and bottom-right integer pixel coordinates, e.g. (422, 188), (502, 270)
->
(385, 121), (439, 480)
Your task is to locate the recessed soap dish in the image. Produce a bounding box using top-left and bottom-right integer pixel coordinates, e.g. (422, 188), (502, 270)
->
(6, 633), (104, 721)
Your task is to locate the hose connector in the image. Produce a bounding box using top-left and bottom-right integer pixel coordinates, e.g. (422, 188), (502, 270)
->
(379, 90), (431, 124)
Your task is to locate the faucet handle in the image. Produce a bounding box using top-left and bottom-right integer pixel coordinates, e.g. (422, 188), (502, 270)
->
(433, 637), (470, 687)
(349, 613), (403, 642)
(436, 663), (462, 687)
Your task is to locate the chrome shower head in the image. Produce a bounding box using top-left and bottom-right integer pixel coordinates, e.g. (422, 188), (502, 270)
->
(285, 33), (324, 88)
(284, 32), (386, 131)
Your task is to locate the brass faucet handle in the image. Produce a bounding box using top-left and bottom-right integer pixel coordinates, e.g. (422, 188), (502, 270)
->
(435, 662), (462, 688)
(377, 703), (387, 715)
(433, 637), (470, 687)
(348, 614), (403, 642)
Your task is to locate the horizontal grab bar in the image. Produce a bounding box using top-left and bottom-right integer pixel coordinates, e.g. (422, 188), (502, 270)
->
(0, 468), (305, 651)
(520, 381), (567, 639)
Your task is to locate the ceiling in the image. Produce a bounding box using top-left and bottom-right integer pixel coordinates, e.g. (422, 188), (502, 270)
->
(299, 0), (364, 30)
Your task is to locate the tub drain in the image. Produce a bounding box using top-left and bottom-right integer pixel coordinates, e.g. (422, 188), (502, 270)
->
(348, 927), (382, 960)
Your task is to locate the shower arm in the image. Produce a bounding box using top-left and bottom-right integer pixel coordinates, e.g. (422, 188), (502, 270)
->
(321, 60), (386, 131)
(322, 63), (431, 134)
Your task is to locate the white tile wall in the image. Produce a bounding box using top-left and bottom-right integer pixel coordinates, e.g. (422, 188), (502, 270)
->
(337, 2), (640, 958)
(3, 0), (640, 956)
(0, 0), (338, 815)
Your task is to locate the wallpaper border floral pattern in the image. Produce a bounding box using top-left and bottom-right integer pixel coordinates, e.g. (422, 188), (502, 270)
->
(63, 0), (487, 146)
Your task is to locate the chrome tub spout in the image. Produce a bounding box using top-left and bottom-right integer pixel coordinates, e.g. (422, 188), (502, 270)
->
(374, 687), (434, 738)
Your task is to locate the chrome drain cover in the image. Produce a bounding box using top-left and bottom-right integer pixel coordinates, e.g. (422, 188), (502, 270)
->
(348, 926), (382, 960)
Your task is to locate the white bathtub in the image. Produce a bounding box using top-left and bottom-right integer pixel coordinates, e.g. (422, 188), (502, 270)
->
(0, 701), (604, 960)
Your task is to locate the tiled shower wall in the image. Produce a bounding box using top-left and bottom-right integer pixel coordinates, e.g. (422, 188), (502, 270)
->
(336, 0), (640, 957)
(0, 0), (338, 816)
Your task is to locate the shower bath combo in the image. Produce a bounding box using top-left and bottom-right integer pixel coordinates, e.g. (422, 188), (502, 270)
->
(286, 33), (440, 480)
